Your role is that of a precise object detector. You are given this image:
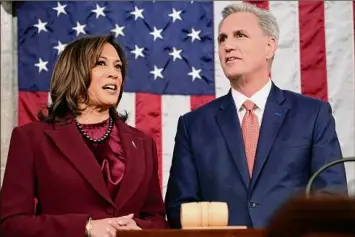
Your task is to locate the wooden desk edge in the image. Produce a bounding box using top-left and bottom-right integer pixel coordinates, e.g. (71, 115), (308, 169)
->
(116, 228), (266, 237)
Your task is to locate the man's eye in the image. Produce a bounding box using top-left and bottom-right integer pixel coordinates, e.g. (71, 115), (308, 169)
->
(219, 36), (226, 43)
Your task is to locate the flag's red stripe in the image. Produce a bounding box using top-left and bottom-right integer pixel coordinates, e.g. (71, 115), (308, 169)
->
(18, 91), (49, 126)
(298, 2), (328, 101)
(243, 1), (269, 10)
(135, 93), (162, 188)
(190, 96), (215, 111)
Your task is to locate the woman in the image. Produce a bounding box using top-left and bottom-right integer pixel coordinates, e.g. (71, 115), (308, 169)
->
(0, 35), (168, 237)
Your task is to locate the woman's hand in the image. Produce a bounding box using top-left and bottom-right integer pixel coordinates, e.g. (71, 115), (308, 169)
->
(90, 217), (122, 237)
(113, 213), (142, 230)
(89, 214), (141, 237)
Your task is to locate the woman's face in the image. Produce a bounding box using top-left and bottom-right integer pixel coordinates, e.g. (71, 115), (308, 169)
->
(86, 43), (123, 109)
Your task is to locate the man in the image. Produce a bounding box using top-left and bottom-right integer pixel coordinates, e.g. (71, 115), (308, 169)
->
(164, 3), (348, 228)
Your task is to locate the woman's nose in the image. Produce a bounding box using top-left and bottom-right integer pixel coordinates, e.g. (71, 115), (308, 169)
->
(107, 66), (119, 79)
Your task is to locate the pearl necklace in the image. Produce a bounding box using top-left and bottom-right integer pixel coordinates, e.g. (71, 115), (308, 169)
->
(75, 117), (113, 143)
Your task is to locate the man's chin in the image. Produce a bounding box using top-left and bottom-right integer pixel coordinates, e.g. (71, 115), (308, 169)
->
(225, 72), (244, 80)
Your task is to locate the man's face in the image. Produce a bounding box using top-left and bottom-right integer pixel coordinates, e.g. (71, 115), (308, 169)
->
(218, 12), (275, 79)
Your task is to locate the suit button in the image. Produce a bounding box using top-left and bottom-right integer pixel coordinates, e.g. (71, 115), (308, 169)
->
(248, 202), (257, 208)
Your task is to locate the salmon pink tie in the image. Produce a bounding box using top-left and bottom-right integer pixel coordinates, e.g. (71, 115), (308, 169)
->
(242, 100), (259, 178)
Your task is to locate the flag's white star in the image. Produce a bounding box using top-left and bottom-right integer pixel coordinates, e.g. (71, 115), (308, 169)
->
(130, 6), (144, 21)
(168, 8), (182, 23)
(150, 65), (164, 80)
(169, 47), (183, 61)
(187, 28), (201, 42)
(54, 41), (67, 55)
(91, 4), (106, 19)
(111, 24), (125, 38)
(131, 45), (145, 59)
(53, 2), (67, 16)
(149, 27), (163, 41)
(34, 19), (48, 34)
(188, 67), (202, 81)
(72, 22), (86, 36)
(35, 58), (49, 73)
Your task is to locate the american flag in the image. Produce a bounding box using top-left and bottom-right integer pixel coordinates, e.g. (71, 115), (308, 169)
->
(7, 1), (355, 194)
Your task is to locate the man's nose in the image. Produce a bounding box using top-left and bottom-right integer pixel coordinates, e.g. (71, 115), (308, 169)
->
(224, 39), (235, 53)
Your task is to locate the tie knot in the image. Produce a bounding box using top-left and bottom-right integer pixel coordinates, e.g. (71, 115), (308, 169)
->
(243, 100), (256, 111)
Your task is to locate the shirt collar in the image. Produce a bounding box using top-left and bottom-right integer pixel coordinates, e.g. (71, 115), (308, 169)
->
(232, 79), (272, 112)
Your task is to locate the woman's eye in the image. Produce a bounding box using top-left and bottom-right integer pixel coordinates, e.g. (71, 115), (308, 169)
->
(96, 61), (105, 66)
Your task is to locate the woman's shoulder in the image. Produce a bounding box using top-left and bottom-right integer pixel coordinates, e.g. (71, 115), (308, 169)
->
(118, 120), (154, 143)
(14, 120), (53, 133)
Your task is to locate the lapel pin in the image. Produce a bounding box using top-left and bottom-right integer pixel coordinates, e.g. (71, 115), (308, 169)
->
(275, 112), (282, 116)
(132, 140), (137, 149)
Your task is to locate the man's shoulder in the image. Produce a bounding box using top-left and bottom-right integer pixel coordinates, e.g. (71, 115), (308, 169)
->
(182, 94), (228, 121)
(281, 88), (328, 109)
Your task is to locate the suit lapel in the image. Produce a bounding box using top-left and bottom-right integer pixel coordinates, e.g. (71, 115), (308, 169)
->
(114, 119), (145, 210)
(216, 92), (249, 189)
(45, 121), (115, 207)
(250, 84), (289, 191)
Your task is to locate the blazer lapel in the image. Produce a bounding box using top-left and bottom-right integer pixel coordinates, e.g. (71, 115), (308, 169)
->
(250, 84), (289, 191)
(45, 121), (115, 207)
(216, 92), (249, 189)
(114, 119), (145, 210)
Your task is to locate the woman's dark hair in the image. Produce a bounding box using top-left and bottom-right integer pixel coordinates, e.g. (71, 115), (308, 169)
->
(38, 34), (128, 123)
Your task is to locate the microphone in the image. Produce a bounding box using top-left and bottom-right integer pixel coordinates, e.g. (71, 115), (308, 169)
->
(305, 157), (355, 197)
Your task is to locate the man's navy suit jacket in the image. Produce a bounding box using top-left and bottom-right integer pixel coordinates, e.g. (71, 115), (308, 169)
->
(165, 83), (348, 228)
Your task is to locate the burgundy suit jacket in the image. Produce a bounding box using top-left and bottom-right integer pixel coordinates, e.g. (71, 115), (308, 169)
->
(0, 115), (168, 237)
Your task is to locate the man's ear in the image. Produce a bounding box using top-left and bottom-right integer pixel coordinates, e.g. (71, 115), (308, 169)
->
(266, 36), (277, 60)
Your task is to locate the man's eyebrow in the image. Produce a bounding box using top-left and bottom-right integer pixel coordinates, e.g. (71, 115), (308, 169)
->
(218, 32), (227, 39)
(218, 29), (248, 38)
(233, 29), (248, 34)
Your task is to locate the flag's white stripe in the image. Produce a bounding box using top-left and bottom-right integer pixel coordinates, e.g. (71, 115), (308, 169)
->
(117, 92), (136, 127)
(162, 95), (190, 195)
(213, 1), (241, 98)
(269, 1), (301, 93)
(324, 1), (355, 189)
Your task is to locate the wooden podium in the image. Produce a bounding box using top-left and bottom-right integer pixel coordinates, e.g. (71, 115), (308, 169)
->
(116, 202), (263, 236)
(116, 229), (355, 237)
(116, 229), (265, 237)
(116, 197), (355, 237)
